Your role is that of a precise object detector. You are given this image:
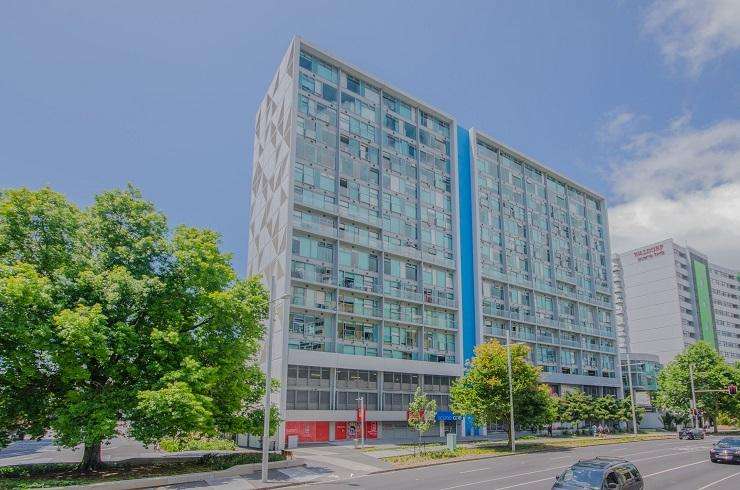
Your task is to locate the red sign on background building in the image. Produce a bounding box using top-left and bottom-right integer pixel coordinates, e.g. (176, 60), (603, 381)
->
(365, 421), (378, 439)
(335, 422), (347, 440)
(356, 407), (366, 423)
(633, 243), (665, 262)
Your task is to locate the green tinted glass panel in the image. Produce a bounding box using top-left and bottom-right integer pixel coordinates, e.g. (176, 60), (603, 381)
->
(692, 259), (716, 348)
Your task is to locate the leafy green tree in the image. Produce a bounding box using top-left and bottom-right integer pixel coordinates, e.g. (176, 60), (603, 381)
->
(592, 395), (621, 427)
(406, 387), (436, 455)
(655, 341), (740, 434)
(0, 186), (277, 471)
(618, 397), (645, 430)
(556, 390), (595, 430)
(450, 339), (555, 448)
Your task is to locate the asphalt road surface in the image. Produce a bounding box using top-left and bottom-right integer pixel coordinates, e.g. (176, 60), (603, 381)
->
(297, 436), (740, 490)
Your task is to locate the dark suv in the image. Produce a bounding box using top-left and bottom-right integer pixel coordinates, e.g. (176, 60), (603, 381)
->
(553, 458), (643, 489)
(679, 427), (705, 440)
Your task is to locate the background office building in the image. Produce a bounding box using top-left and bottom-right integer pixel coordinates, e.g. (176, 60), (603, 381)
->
(620, 353), (662, 429)
(613, 238), (740, 365)
(247, 37), (621, 445)
(462, 130), (621, 408)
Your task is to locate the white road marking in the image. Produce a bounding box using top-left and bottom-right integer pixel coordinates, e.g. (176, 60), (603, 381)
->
(459, 467), (489, 474)
(696, 470), (740, 490)
(643, 459), (708, 477)
(549, 455), (573, 460)
(495, 476), (554, 489)
(445, 450), (706, 490)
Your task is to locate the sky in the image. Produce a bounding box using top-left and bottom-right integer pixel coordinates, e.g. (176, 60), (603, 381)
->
(2, 0), (740, 272)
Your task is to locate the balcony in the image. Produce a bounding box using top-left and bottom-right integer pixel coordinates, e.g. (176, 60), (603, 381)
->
(482, 300), (507, 317)
(384, 241), (421, 260)
(293, 218), (337, 238)
(338, 274), (381, 294)
(424, 290), (456, 308)
(291, 264), (335, 286)
(422, 315), (456, 330)
(384, 309), (422, 324)
(385, 285), (423, 302)
(339, 229), (382, 250)
(422, 250), (455, 269)
(294, 190), (338, 213)
(339, 206), (382, 227)
(338, 302), (382, 319)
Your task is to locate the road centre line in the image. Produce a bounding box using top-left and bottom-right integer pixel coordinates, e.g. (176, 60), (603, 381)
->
(696, 470), (740, 490)
(445, 450), (709, 490)
(643, 459), (708, 477)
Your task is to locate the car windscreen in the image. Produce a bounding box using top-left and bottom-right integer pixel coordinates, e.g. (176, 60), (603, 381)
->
(559, 467), (603, 489)
(716, 439), (740, 448)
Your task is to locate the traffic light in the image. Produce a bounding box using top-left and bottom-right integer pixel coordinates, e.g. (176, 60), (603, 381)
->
(729, 384), (737, 395)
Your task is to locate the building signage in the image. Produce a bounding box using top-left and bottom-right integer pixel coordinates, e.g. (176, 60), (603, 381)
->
(435, 411), (463, 422)
(634, 244), (665, 262)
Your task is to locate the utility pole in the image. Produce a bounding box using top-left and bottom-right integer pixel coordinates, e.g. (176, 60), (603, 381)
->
(689, 363), (698, 429)
(625, 355), (638, 436)
(506, 330), (515, 452)
(261, 275), (276, 483)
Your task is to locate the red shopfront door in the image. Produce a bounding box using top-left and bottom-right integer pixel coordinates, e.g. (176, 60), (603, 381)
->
(365, 421), (378, 439)
(335, 422), (347, 440)
(285, 421), (330, 443)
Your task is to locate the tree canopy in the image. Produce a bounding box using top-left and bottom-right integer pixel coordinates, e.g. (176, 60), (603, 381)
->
(0, 186), (275, 470)
(450, 339), (555, 447)
(654, 341), (740, 432)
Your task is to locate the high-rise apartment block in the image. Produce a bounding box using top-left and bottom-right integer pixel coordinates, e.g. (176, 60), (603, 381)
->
(247, 37), (619, 446)
(613, 238), (740, 365)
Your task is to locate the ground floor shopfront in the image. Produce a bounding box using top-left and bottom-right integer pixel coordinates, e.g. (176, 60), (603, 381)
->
(283, 411), (463, 444)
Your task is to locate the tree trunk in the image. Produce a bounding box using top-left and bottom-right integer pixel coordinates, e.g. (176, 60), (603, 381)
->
(80, 441), (102, 472)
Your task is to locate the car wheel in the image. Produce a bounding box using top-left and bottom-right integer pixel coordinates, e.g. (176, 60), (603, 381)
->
(711, 459), (717, 463)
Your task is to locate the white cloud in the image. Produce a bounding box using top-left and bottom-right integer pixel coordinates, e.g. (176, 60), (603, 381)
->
(609, 117), (740, 269)
(598, 110), (640, 143)
(645, 0), (740, 75)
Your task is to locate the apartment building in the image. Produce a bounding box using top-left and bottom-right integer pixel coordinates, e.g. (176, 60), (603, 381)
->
(246, 37), (621, 446)
(462, 131), (621, 407)
(613, 239), (740, 365)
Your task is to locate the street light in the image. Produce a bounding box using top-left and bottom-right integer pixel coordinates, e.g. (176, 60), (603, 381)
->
(623, 354), (638, 436)
(261, 275), (289, 484)
(506, 330), (515, 452)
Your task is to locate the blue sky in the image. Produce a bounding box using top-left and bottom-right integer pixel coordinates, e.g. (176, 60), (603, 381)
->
(3, 1), (740, 271)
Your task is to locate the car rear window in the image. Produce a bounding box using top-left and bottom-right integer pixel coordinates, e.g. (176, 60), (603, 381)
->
(559, 467), (603, 489)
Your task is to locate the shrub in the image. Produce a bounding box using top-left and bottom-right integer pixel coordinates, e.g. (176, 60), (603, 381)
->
(158, 435), (236, 452)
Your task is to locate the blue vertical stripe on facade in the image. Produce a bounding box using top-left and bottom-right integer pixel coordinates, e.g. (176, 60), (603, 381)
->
(457, 126), (476, 366)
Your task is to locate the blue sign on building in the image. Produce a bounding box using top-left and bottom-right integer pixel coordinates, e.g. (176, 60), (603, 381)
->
(435, 411), (463, 422)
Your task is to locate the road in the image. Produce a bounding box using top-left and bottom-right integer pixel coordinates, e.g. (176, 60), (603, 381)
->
(296, 437), (740, 490)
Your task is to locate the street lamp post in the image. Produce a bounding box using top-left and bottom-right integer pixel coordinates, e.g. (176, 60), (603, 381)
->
(261, 275), (289, 484)
(357, 396), (365, 449)
(625, 354), (638, 436)
(506, 330), (515, 452)
(689, 364), (698, 429)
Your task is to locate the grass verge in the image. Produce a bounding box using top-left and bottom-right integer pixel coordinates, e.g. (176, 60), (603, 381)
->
(384, 433), (674, 467)
(0, 452), (285, 489)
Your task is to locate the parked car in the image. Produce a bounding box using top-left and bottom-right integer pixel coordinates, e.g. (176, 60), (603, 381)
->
(710, 437), (740, 464)
(552, 457), (643, 489)
(679, 427), (705, 440)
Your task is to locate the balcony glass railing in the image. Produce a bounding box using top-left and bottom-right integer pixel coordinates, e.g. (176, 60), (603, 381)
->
(384, 285), (423, 302)
(339, 229), (382, 249)
(384, 309), (422, 324)
(384, 241), (421, 259)
(293, 217), (337, 238)
(294, 190), (337, 213)
(339, 302), (381, 318)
